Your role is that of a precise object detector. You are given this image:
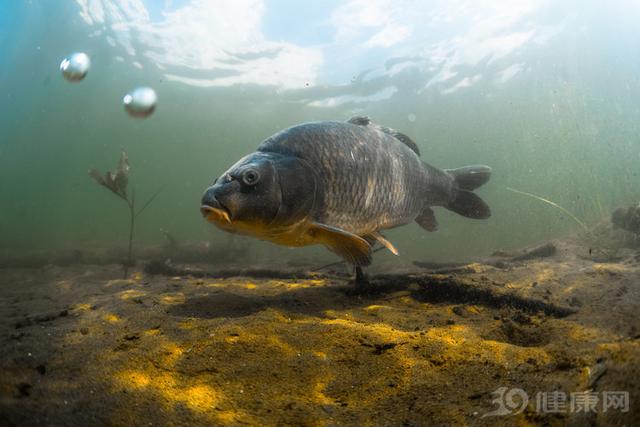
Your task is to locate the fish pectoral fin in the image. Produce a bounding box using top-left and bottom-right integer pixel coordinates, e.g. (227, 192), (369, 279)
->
(308, 223), (372, 266)
(365, 232), (399, 256)
(416, 207), (438, 232)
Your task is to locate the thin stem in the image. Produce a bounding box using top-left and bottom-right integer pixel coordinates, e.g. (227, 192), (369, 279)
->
(124, 189), (135, 279)
(135, 186), (163, 219)
(505, 186), (589, 232)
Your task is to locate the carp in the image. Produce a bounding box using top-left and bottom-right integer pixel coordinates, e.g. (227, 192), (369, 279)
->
(201, 117), (491, 280)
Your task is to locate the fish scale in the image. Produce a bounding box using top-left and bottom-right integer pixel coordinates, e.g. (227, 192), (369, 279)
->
(259, 121), (429, 235)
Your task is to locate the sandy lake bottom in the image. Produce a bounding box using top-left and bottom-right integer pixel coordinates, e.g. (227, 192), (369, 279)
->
(1, 233), (639, 426)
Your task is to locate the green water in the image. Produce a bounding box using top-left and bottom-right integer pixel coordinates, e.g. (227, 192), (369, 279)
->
(1, 0), (639, 264)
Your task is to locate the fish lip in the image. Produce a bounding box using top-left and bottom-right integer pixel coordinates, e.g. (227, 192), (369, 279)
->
(200, 199), (232, 222)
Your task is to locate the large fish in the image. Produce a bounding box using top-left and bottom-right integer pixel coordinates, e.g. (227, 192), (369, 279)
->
(201, 117), (491, 273)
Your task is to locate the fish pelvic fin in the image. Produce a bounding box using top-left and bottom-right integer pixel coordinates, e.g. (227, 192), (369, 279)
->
(415, 207), (438, 232)
(308, 222), (372, 266)
(364, 231), (399, 256)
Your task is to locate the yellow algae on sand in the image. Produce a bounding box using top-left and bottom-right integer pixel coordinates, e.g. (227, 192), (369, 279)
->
(313, 351), (328, 360)
(179, 319), (200, 330)
(113, 369), (229, 418)
(225, 335), (240, 344)
(363, 304), (390, 311)
(310, 374), (336, 406)
(71, 303), (92, 312)
(160, 293), (185, 304)
(182, 385), (219, 411)
(206, 283), (226, 288)
(593, 263), (627, 275)
(284, 281), (310, 289)
(117, 370), (151, 388)
(119, 289), (146, 300)
(143, 328), (161, 337)
(160, 343), (184, 365)
(102, 313), (121, 323)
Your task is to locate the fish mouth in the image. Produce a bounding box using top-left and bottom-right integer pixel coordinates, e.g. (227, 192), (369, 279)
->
(200, 201), (231, 224)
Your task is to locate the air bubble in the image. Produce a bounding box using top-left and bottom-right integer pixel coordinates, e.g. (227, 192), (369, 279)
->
(60, 52), (91, 82)
(123, 86), (157, 118)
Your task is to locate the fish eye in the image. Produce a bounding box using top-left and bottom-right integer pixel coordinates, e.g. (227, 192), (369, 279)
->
(242, 168), (260, 186)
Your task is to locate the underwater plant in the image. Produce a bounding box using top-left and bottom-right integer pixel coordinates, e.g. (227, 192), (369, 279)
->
(505, 186), (589, 233)
(89, 152), (161, 278)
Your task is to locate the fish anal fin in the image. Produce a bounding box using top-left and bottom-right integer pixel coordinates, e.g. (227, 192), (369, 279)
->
(365, 231), (399, 256)
(416, 207), (438, 232)
(308, 223), (372, 266)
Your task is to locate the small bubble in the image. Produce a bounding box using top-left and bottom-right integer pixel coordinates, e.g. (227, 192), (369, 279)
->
(408, 113), (416, 122)
(60, 52), (91, 82)
(123, 86), (157, 118)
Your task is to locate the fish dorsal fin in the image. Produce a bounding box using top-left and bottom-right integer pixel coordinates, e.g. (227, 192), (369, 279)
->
(307, 222), (372, 266)
(347, 116), (372, 126)
(364, 231), (399, 256)
(347, 116), (420, 156)
(382, 128), (420, 156)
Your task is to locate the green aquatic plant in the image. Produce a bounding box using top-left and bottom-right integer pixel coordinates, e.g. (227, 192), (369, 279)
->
(89, 152), (161, 278)
(505, 186), (589, 233)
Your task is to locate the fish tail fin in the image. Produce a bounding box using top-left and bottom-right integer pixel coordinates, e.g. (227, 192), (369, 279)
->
(444, 165), (492, 219)
(445, 165), (492, 191)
